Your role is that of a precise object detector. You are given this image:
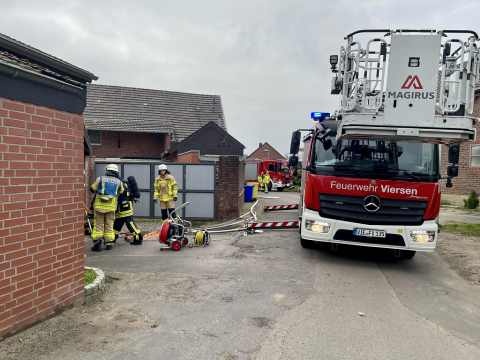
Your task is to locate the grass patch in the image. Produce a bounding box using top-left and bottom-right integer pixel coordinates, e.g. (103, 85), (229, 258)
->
(85, 269), (97, 286)
(439, 223), (480, 237)
(283, 185), (300, 192)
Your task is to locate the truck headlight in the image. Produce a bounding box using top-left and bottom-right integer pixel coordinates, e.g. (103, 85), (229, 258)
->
(305, 220), (331, 233)
(410, 230), (436, 243)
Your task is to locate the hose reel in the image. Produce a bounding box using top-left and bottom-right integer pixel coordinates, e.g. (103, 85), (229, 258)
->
(194, 230), (211, 247)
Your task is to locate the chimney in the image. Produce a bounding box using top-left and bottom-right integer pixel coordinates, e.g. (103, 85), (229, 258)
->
(259, 142), (262, 148)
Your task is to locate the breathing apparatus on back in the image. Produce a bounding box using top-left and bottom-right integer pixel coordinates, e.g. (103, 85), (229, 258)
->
(125, 176), (141, 203)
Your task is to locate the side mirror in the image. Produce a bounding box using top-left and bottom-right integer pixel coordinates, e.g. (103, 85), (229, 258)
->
(448, 145), (460, 164)
(288, 155), (299, 168)
(305, 164), (311, 171)
(446, 177), (453, 188)
(323, 139), (333, 151)
(290, 131), (301, 155)
(447, 165), (458, 177)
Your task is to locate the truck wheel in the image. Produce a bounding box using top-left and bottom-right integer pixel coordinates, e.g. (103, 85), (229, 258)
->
(268, 182), (272, 192)
(401, 250), (416, 259)
(277, 187), (284, 192)
(301, 238), (315, 248)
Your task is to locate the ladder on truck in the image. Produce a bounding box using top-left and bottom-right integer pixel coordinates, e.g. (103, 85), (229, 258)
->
(329, 29), (480, 145)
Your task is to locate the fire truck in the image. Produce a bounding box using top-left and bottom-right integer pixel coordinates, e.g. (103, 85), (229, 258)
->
(289, 29), (479, 258)
(245, 159), (294, 191)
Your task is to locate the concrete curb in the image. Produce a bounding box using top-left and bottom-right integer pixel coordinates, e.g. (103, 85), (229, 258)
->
(84, 266), (107, 304)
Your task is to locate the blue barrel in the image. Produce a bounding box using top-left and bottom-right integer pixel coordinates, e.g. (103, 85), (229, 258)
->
(244, 185), (254, 202)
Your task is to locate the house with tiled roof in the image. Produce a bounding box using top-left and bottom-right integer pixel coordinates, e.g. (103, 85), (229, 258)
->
(247, 142), (285, 160)
(0, 32), (97, 339)
(84, 84), (228, 160)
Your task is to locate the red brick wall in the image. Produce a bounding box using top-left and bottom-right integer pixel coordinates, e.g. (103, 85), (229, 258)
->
(84, 156), (96, 207)
(238, 159), (245, 214)
(91, 130), (168, 159)
(217, 156), (243, 221)
(0, 97), (85, 338)
(441, 94), (480, 195)
(177, 151), (199, 163)
(247, 143), (284, 160)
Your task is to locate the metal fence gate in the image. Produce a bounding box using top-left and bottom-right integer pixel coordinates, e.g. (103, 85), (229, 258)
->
(95, 162), (216, 220)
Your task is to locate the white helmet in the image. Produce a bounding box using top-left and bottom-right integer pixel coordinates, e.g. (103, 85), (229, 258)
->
(158, 164), (168, 171)
(106, 164), (119, 172)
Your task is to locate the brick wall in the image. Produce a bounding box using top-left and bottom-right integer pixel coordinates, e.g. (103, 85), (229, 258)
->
(84, 156), (96, 207)
(168, 150), (200, 163)
(91, 130), (168, 159)
(238, 159), (245, 214)
(0, 97), (85, 338)
(441, 94), (480, 195)
(247, 143), (284, 160)
(217, 156), (243, 221)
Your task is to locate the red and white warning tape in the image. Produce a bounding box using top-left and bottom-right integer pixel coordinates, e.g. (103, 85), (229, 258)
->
(247, 221), (299, 228)
(263, 204), (299, 211)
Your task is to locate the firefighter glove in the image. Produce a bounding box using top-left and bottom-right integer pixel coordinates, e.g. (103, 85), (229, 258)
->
(173, 196), (177, 202)
(153, 199), (158, 204)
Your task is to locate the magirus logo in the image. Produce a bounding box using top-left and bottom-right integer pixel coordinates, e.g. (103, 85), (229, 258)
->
(387, 75), (434, 100)
(401, 75), (423, 89)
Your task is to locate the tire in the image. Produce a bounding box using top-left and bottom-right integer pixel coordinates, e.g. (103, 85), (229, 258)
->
(277, 187), (284, 192)
(268, 182), (272, 192)
(301, 238), (316, 248)
(401, 250), (416, 259)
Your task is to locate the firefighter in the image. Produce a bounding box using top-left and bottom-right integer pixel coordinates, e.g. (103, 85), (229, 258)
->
(258, 172), (264, 192)
(113, 176), (143, 246)
(90, 164), (124, 252)
(153, 164), (178, 222)
(263, 171), (271, 193)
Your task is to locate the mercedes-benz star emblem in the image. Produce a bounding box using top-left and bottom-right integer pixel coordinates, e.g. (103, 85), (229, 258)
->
(363, 194), (381, 212)
(371, 180), (376, 185)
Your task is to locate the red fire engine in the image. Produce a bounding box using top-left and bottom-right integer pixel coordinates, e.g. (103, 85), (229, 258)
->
(245, 159), (293, 192)
(289, 29), (479, 258)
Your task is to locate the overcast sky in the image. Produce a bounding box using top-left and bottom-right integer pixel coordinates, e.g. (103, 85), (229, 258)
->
(1, 0), (480, 157)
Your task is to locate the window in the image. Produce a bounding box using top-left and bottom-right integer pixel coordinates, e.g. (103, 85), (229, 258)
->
(268, 163), (277, 172)
(470, 145), (480, 167)
(87, 130), (101, 145)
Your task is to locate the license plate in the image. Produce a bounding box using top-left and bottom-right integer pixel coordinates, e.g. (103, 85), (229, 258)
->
(354, 228), (386, 238)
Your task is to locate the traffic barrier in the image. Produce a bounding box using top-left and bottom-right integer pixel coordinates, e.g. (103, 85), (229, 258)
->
(263, 204), (299, 211)
(247, 221), (299, 229)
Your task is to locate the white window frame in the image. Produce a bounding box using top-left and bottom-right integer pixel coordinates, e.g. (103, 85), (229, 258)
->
(470, 144), (480, 167)
(88, 130), (102, 145)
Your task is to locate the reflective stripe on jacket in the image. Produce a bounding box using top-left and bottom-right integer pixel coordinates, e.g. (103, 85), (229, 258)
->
(116, 182), (134, 218)
(91, 176), (123, 212)
(264, 174), (270, 183)
(153, 174), (178, 201)
(257, 176), (263, 183)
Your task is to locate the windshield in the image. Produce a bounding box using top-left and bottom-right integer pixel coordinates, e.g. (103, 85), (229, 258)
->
(280, 164), (290, 174)
(314, 136), (438, 177)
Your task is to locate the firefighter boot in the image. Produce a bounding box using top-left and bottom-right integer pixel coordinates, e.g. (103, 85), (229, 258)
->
(91, 240), (102, 252)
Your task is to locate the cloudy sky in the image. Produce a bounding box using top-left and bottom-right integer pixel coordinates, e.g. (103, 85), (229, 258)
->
(1, 0), (479, 156)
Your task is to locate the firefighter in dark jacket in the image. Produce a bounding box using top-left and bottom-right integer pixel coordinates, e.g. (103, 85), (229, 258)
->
(90, 164), (124, 251)
(113, 176), (143, 246)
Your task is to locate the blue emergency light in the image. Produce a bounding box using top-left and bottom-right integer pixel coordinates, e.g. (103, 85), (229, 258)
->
(311, 112), (330, 121)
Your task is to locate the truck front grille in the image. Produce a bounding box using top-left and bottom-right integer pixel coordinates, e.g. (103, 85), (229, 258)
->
(319, 193), (428, 226)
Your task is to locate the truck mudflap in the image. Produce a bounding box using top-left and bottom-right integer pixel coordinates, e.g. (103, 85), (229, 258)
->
(300, 208), (437, 252)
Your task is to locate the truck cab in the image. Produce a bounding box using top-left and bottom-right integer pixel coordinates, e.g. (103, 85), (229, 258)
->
(294, 119), (440, 258)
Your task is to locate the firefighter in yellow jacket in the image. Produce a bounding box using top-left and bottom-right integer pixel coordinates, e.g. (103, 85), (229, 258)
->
(258, 172), (264, 192)
(263, 172), (271, 193)
(153, 164), (178, 222)
(90, 164), (124, 252)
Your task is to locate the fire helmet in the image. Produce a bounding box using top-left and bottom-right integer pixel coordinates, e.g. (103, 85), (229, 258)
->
(106, 164), (119, 172)
(158, 164), (168, 171)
